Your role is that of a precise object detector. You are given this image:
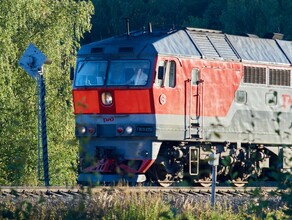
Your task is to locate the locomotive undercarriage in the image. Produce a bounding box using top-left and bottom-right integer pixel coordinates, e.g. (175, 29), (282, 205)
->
(146, 141), (281, 187)
(76, 134), (289, 187)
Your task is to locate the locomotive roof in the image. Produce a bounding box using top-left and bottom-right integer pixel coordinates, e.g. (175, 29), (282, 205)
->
(79, 27), (292, 65)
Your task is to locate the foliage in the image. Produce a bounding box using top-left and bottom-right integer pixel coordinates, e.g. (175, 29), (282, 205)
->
(0, 189), (289, 219)
(85, 0), (292, 43)
(0, 0), (94, 186)
(221, 0), (281, 36)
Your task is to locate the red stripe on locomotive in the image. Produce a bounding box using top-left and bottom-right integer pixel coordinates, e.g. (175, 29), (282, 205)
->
(73, 90), (100, 114)
(73, 89), (154, 114)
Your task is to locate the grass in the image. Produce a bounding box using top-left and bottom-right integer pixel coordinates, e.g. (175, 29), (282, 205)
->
(0, 187), (290, 220)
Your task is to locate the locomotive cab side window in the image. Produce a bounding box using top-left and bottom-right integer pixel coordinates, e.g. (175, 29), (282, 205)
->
(156, 61), (165, 87)
(155, 60), (176, 88)
(191, 68), (200, 85)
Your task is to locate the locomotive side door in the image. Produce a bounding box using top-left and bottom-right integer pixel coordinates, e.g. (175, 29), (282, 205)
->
(188, 68), (204, 139)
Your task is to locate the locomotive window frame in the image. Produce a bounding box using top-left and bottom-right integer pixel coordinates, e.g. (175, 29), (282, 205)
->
(155, 60), (176, 88)
(167, 61), (176, 88)
(156, 60), (165, 87)
(191, 68), (200, 85)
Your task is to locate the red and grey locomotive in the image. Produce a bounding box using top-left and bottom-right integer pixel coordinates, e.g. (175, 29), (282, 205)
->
(72, 27), (292, 186)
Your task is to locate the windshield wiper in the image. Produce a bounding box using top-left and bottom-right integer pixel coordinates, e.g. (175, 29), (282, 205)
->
(77, 62), (85, 73)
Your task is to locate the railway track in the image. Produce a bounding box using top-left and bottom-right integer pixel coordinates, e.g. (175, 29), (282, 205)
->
(0, 186), (284, 200)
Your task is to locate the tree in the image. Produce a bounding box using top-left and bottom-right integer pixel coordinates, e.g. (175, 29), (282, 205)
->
(220, 0), (259, 35)
(86, 0), (292, 44)
(0, 0), (94, 185)
(279, 0), (292, 40)
(220, 0), (290, 39)
(87, 0), (155, 42)
(86, 0), (206, 43)
(203, 0), (226, 30)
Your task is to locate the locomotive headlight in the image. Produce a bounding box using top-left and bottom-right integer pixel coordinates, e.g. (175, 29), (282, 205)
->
(125, 126), (133, 134)
(78, 126), (86, 134)
(101, 92), (113, 105)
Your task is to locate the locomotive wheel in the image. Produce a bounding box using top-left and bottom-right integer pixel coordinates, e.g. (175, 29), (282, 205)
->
(147, 158), (175, 187)
(199, 182), (211, 187)
(232, 178), (247, 187)
(157, 174), (174, 187)
(233, 182), (245, 187)
(197, 177), (212, 187)
(155, 164), (175, 187)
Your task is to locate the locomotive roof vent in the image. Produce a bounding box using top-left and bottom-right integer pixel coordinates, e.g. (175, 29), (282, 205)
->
(186, 27), (222, 34)
(264, 32), (284, 40)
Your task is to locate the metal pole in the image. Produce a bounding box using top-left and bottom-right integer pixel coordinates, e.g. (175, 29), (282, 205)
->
(37, 75), (41, 180)
(39, 72), (50, 186)
(211, 164), (217, 207)
(18, 43), (51, 186)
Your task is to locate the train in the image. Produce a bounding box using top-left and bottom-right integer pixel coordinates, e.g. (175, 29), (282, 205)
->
(71, 25), (292, 187)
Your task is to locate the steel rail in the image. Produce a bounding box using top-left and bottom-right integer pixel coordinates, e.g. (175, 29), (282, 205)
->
(0, 186), (284, 199)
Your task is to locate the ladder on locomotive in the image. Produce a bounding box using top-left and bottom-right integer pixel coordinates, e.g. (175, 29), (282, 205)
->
(189, 70), (204, 139)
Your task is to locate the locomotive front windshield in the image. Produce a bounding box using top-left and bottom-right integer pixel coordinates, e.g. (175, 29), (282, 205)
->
(75, 60), (150, 87)
(75, 61), (108, 86)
